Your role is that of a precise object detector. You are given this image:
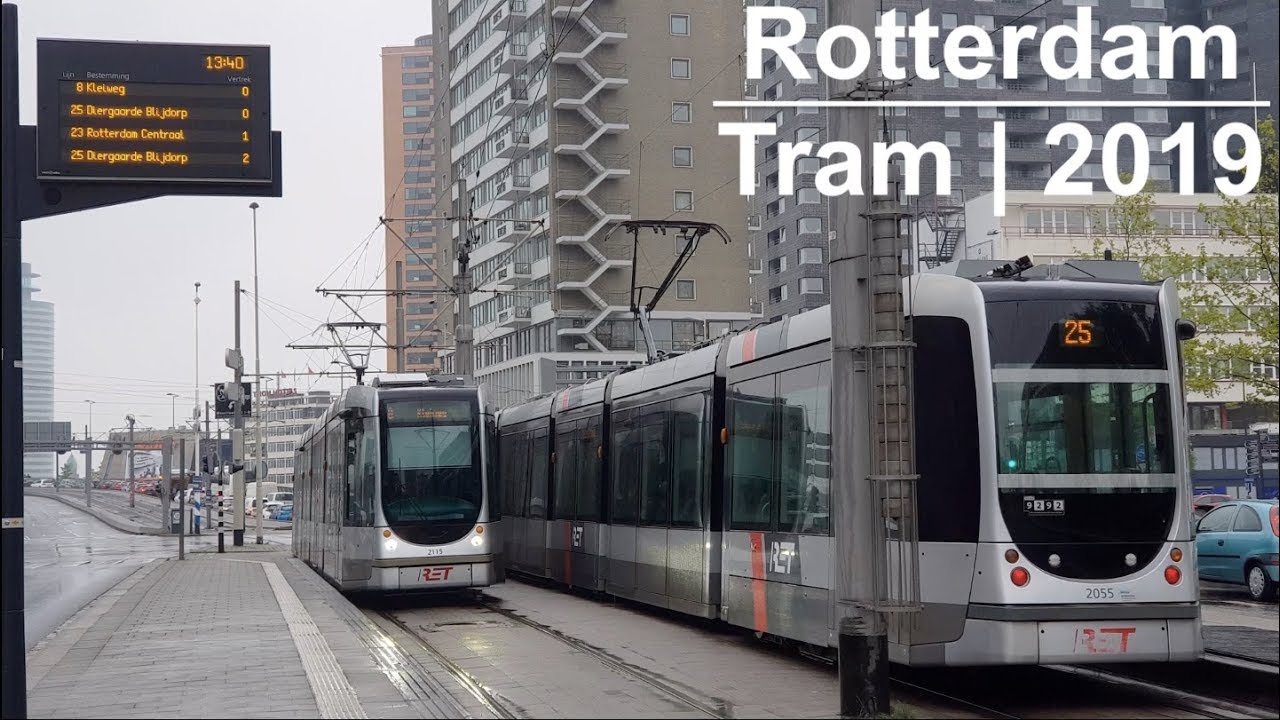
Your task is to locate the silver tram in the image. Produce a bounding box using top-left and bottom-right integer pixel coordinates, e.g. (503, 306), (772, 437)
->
(496, 261), (1202, 665)
(293, 375), (503, 592)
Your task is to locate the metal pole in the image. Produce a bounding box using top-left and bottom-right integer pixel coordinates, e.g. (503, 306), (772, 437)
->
(178, 438), (186, 560)
(828, 2), (900, 716)
(84, 401), (94, 503)
(127, 415), (136, 508)
(1, 6), (27, 714)
(455, 179), (474, 381)
(232, 281), (245, 546)
(204, 400), (211, 531)
(83, 425), (91, 509)
(160, 437), (171, 534)
(217, 423), (225, 553)
(394, 260), (405, 370)
(250, 202), (264, 544)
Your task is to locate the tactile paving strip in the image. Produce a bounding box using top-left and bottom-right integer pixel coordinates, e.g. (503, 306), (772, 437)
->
(251, 559), (369, 719)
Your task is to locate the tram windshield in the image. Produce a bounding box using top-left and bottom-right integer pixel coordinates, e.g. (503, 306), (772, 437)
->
(995, 382), (1174, 474)
(380, 397), (482, 528)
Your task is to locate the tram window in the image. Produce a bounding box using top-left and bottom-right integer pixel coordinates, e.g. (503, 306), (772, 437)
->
(611, 409), (640, 524)
(578, 417), (602, 521)
(729, 376), (777, 531)
(985, 300), (1164, 369)
(914, 316), (980, 543)
(995, 382), (1173, 474)
(343, 429), (360, 526)
(360, 422), (377, 526)
(779, 363), (832, 535)
(529, 432), (549, 519)
(516, 433), (532, 517)
(670, 394), (706, 528)
(487, 417), (501, 519)
(501, 433), (525, 517)
(553, 425), (578, 519)
(639, 405), (671, 526)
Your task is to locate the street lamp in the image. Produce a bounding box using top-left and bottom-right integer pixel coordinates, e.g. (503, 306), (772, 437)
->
(249, 201), (265, 545)
(166, 392), (178, 429)
(83, 400), (95, 487)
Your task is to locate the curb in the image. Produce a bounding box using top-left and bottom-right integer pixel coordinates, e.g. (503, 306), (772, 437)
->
(24, 489), (167, 536)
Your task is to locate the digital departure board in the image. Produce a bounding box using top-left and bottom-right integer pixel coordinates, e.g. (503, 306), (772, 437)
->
(36, 39), (272, 184)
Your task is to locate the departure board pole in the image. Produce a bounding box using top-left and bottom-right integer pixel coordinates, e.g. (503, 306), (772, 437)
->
(1, 6), (29, 717)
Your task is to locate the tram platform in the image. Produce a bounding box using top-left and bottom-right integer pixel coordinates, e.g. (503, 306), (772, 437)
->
(24, 547), (451, 719)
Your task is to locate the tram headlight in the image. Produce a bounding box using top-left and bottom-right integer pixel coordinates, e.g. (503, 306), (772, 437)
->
(470, 535), (484, 547)
(384, 538), (399, 552)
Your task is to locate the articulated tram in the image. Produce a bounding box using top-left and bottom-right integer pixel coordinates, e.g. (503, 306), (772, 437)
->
(293, 375), (503, 593)
(497, 261), (1202, 665)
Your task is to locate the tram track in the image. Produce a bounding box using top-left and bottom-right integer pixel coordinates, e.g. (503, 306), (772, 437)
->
(370, 595), (732, 719)
(476, 598), (734, 718)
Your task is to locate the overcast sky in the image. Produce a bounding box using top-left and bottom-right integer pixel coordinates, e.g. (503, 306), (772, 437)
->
(15, 0), (426, 436)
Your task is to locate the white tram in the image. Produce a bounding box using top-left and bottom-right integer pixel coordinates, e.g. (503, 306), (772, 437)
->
(293, 375), (503, 592)
(497, 261), (1203, 665)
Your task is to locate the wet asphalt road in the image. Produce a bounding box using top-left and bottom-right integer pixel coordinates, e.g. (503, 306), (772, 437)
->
(22, 496), (239, 650)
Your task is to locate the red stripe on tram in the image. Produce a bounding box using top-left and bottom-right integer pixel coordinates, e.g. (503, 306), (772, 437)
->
(749, 531), (768, 633)
(742, 330), (758, 362)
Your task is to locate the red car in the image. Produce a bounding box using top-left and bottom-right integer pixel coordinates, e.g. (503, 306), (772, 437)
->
(1194, 493), (1232, 519)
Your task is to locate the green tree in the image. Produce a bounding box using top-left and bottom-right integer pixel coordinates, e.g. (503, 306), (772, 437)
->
(1084, 119), (1278, 402)
(59, 455), (78, 480)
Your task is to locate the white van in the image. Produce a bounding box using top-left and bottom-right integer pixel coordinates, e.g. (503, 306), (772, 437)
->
(244, 481), (278, 516)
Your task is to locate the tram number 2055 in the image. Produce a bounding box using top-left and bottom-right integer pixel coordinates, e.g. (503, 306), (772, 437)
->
(1085, 587), (1115, 600)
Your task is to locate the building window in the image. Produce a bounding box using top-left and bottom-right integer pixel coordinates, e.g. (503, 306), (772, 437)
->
(676, 279), (696, 299)
(670, 14), (689, 35)
(673, 146), (693, 167)
(402, 72), (430, 85)
(797, 217), (822, 235)
(945, 106), (960, 118)
(769, 284), (789, 303)
(671, 102), (691, 123)
(799, 247), (823, 265)
(674, 191), (694, 212)
(798, 188), (820, 205)
(671, 58), (691, 79)
(945, 131), (962, 147)
(800, 277), (825, 295)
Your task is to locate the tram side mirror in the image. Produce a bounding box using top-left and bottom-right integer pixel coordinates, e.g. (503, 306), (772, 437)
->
(1176, 319), (1197, 341)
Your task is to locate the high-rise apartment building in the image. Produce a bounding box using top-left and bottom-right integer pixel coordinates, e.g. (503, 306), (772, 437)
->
(22, 262), (55, 480)
(747, 0), (832, 323)
(245, 388), (333, 484)
(1198, 0), (1279, 169)
(382, 35), (447, 372)
(746, 0), (1276, 311)
(431, 0), (753, 407)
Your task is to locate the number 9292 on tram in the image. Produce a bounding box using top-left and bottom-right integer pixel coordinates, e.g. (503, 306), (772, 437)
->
(292, 375), (503, 593)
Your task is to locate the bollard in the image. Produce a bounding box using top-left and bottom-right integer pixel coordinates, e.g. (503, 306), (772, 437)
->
(192, 492), (201, 535)
(217, 485), (225, 554)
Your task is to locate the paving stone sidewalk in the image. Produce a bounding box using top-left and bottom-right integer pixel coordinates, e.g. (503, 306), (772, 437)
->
(25, 550), (424, 719)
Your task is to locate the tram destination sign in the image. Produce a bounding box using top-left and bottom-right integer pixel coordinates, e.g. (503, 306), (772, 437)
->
(35, 39), (272, 184)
